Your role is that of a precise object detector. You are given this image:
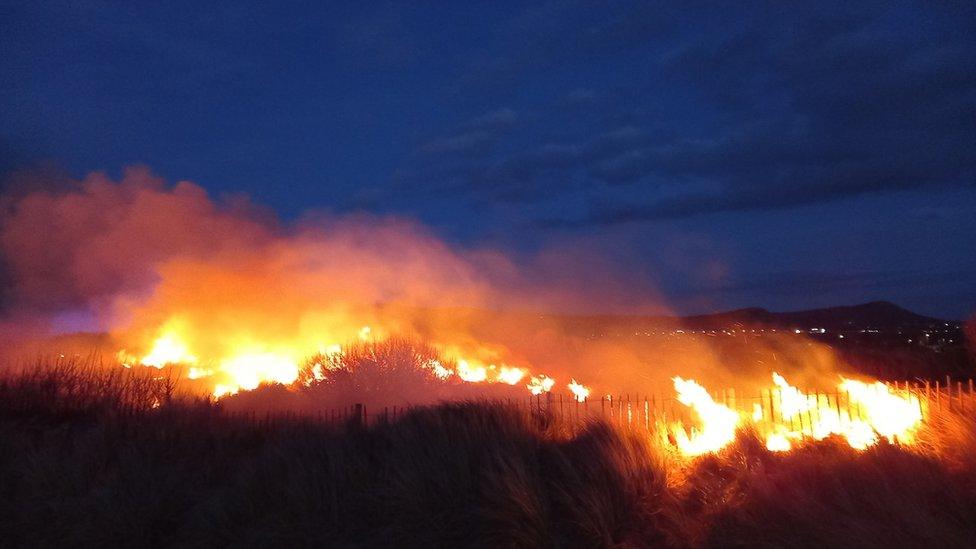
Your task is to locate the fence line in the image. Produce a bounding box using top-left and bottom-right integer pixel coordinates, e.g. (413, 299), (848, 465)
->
(220, 377), (976, 433)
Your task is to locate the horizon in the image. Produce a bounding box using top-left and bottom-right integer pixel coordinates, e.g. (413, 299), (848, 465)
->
(48, 300), (961, 339)
(3, 6), (976, 544)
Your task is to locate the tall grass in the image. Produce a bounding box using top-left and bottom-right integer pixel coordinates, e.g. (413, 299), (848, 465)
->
(1, 357), (975, 546)
(0, 355), (184, 420)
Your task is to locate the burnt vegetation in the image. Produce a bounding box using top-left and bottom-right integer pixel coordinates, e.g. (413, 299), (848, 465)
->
(1, 356), (976, 546)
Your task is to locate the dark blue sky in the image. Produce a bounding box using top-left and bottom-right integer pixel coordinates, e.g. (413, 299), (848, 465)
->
(2, 2), (975, 318)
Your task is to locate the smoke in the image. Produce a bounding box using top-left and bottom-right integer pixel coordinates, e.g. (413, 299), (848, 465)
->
(0, 166), (856, 405)
(1, 166), (272, 313)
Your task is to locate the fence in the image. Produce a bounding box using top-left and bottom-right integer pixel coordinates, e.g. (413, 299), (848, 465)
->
(224, 376), (976, 434)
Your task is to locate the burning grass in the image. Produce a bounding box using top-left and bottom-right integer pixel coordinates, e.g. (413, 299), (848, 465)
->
(1, 357), (976, 545)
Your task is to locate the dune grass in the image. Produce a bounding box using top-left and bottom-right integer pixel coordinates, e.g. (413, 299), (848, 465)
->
(1, 358), (975, 546)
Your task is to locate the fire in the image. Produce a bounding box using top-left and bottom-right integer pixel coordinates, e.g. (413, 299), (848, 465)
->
(840, 378), (923, 444)
(457, 359), (488, 382)
(765, 433), (792, 452)
(320, 344), (343, 356)
(457, 360), (527, 385)
(568, 379), (590, 402)
(668, 372), (926, 457)
(498, 366), (526, 385)
(671, 377), (740, 456)
(423, 358), (453, 379)
(187, 367), (214, 380)
(141, 332), (196, 368)
(218, 351), (299, 395)
(127, 316), (578, 401)
(527, 375), (555, 395)
(755, 373), (924, 452)
(303, 363), (326, 386)
(124, 318), (923, 457)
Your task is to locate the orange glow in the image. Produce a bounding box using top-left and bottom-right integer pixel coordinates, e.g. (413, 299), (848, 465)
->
(527, 375), (555, 395)
(457, 359), (488, 382)
(498, 366), (526, 385)
(141, 323), (197, 368)
(671, 376), (740, 456)
(218, 350), (300, 395)
(122, 314), (922, 453)
(840, 378), (923, 444)
(568, 379), (590, 402)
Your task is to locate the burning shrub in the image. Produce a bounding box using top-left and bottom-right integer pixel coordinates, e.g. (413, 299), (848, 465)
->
(219, 337), (530, 414)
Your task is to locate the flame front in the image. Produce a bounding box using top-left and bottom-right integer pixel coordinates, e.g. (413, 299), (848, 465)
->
(840, 378), (923, 445)
(671, 377), (740, 456)
(129, 316), (575, 400)
(125, 318), (925, 457)
(141, 328), (197, 368)
(219, 351), (299, 394)
(568, 379), (590, 402)
(669, 372), (926, 457)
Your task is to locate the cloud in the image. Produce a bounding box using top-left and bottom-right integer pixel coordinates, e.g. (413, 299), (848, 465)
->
(414, 3), (976, 226)
(417, 108), (520, 159)
(406, 125), (656, 204)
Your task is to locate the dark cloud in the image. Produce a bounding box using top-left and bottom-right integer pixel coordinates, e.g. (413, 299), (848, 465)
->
(417, 108), (520, 159)
(405, 125), (658, 204)
(696, 268), (976, 297)
(418, 3), (975, 225)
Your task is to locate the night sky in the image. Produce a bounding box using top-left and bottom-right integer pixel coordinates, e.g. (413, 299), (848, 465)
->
(2, 2), (974, 318)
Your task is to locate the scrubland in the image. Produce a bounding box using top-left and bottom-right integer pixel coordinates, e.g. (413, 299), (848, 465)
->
(1, 357), (975, 547)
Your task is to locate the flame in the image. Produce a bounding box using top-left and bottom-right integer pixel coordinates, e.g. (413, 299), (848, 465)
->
(320, 343), (342, 356)
(302, 363), (327, 386)
(750, 373), (924, 453)
(423, 358), (453, 379)
(127, 316), (584, 401)
(187, 367), (214, 380)
(765, 432), (792, 452)
(568, 379), (590, 402)
(213, 384), (239, 399)
(457, 359), (488, 382)
(217, 351), (299, 395)
(123, 317), (923, 456)
(752, 403), (763, 422)
(527, 375), (555, 395)
(141, 329), (196, 368)
(671, 377), (740, 456)
(498, 366), (526, 385)
(840, 378), (923, 444)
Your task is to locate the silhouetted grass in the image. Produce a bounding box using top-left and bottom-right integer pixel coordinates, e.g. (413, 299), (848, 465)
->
(1, 358), (975, 546)
(0, 355), (183, 420)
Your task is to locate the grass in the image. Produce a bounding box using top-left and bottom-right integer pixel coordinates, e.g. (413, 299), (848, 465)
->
(1, 357), (975, 546)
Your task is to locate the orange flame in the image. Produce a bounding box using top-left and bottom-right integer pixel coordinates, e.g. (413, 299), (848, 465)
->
(671, 376), (740, 456)
(568, 379), (590, 402)
(667, 373), (925, 457)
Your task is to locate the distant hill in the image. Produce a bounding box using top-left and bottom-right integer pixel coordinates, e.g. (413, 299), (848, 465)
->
(504, 300), (957, 338)
(676, 301), (951, 331)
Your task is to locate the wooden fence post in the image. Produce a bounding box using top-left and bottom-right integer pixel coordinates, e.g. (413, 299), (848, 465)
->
(353, 403), (364, 427)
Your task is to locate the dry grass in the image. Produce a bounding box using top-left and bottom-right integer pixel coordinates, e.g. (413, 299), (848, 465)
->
(1, 358), (975, 546)
(0, 355), (184, 420)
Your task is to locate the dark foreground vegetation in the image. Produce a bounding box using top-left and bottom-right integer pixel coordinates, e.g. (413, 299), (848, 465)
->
(2, 361), (976, 547)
